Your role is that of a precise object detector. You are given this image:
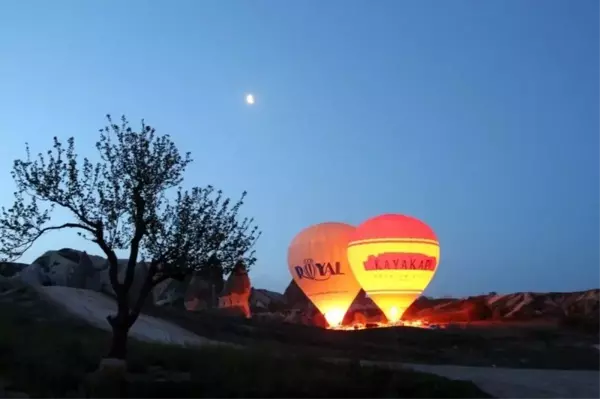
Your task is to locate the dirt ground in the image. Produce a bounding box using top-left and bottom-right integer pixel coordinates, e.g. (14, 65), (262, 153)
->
(34, 285), (600, 398)
(368, 361), (600, 398)
(143, 304), (600, 370)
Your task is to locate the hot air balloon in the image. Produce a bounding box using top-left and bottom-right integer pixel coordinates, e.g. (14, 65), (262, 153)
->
(346, 214), (440, 324)
(287, 222), (362, 327)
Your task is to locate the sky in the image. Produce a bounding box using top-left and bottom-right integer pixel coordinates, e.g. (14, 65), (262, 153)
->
(0, 0), (598, 297)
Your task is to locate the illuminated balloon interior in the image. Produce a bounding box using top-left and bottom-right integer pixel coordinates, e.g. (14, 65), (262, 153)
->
(323, 308), (346, 327)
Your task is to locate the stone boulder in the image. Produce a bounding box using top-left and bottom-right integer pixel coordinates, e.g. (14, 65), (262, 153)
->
(155, 256), (224, 309)
(25, 248), (111, 289)
(31, 248), (92, 286)
(14, 248), (150, 306)
(250, 288), (287, 313)
(14, 263), (48, 286)
(154, 276), (192, 308)
(0, 262), (28, 278)
(184, 274), (219, 311)
(183, 258), (225, 311)
(66, 251), (104, 291)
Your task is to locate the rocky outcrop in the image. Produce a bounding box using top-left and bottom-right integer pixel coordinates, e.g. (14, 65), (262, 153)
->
(12, 248), (150, 305)
(0, 262), (28, 278)
(218, 262), (251, 318)
(270, 285), (600, 329)
(7, 248), (599, 331)
(65, 251), (103, 291)
(282, 280), (310, 309)
(183, 257), (225, 311)
(31, 248), (108, 288)
(154, 275), (196, 308)
(13, 249), (108, 288)
(250, 288), (287, 313)
(402, 290), (600, 326)
(184, 274), (219, 311)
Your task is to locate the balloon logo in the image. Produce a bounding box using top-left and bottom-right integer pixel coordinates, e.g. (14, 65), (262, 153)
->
(288, 222), (362, 327)
(347, 214), (440, 323)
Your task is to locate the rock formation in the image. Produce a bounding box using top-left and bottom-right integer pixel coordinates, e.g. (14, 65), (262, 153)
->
(404, 289), (600, 326)
(183, 255), (224, 311)
(184, 274), (220, 311)
(218, 261), (251, 318)
(0, 262), (28, 278)
(5, 247), (599, 332)
(12, 248), (150, 305)
(154, 275), (194, 308)
(66, 251), (103, 291)
(250, 288), (287, 313)
(283, 280), (310, 309)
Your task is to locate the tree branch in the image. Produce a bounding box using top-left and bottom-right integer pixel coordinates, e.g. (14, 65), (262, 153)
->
(1, 223), (94, 261)
(43, 222), (96, 235)
(12, 222), (97, 260)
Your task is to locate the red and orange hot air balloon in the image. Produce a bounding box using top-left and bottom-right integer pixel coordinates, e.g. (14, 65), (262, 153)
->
(288, 222), (362, 327)
(346, 214), (440, 324)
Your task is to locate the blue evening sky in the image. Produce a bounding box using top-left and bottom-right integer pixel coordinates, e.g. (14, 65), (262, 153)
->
(1, 0), (598, 296)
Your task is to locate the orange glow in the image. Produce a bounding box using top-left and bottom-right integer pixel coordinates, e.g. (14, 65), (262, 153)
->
(347, 214), (440, 323)
(329, 318), (429, 330)
(288, 222), (362, 327)
(324, 308), (345, 327)
(389, 306), (399, 323)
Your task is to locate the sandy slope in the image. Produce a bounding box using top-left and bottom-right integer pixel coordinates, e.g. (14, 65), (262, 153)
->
(34, 285), (216, 347)
(36, 285), (599, 398)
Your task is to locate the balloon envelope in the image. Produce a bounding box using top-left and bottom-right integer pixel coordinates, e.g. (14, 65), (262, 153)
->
(346, 214), (440, 323)
(287, 222), (361, 327)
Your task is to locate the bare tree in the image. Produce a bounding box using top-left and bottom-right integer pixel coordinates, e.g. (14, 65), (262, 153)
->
(0, 115), (261, 359)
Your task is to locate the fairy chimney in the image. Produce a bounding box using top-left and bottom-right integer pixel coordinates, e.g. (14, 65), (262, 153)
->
(218, 260), (252, 318)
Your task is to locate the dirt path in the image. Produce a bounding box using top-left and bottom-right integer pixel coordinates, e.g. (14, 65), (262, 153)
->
(395, 363), (599, 398)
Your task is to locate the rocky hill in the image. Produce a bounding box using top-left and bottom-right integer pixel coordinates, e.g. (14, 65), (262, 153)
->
(404, 289), (599, 323)
(278, 280), (599, 331)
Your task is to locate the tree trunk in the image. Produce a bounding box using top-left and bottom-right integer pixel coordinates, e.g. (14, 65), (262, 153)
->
(108, 320), (129, 360)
